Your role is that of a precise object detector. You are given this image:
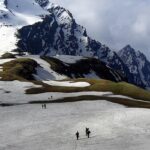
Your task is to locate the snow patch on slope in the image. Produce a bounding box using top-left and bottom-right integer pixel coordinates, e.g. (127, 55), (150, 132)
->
(43, 80), (90, 87)
(53, 55), (85, 64)
(0, 58), (14, 64)
(22, 55), (67, 80)
(0, 27), (18, 55)
(0, 0), (49, 55)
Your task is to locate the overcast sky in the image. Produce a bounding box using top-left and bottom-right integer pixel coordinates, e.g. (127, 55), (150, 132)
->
(50, 0), (150, 58)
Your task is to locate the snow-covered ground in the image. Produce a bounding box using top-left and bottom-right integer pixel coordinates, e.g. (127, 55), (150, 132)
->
(43, 80), (90, 87)
(53, 55), (86, 64)
(0, 80), (112, 104)
(23, 55), (67, 80)
(1, 101), (150, 150)
(0, 27), (18, 56)
(0, 58), (15, 65)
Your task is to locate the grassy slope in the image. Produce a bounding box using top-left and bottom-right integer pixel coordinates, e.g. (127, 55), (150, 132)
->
(28, 78), (150, 102)
(0, 58), (38, 81)
(1, 52), (16, 59)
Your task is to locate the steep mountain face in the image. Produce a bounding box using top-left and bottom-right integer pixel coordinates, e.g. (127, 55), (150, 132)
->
(118, 45), (150, 89)
(16, 0), (132, 81)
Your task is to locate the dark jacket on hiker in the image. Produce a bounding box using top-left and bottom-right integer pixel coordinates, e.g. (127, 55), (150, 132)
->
(87, 130), (91, 138)
(76, 131), (79, 140)
(86, 128), (89, 136)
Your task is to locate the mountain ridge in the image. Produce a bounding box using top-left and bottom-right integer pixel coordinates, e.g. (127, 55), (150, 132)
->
(118, 45), (150, 89)
(0, 0), (150, 89)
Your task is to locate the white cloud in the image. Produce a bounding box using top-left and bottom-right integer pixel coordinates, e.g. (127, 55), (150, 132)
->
(50, 0), (150, 58)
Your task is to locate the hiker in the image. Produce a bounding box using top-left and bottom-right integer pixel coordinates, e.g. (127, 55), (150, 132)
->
(76, 131), (79, 140)
(85, 128), (89, 136)
(44, 104), (47, 109)
(87, 130), (91, 138)
(48, 96), (53, 100)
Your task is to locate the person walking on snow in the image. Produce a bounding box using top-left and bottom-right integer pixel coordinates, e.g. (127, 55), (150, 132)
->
(44, 104), (46, 109)
(87, 130), (91, 138)
(76, 131), (79, 140)
(86, 128), (89, 136)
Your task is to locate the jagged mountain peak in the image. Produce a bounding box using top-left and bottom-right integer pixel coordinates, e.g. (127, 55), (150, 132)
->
(35, 0), (49, 7)
(123, 44), (133, 50)
(119, 45), (137, 56)
(120, 45), (148, 61)
(118, 46), (150, 89)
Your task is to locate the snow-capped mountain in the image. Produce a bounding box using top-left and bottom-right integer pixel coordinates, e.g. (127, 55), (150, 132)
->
(0, 0), (48, 55)
(16, 0), (132, 80)
(118, 45), (150, 89)
(0, 0), (150, 89)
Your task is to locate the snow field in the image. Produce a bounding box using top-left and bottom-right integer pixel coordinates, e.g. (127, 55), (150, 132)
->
(0, 27), (18, 56)
(0, 80), (112, 103)
(1, 101), (150, 150)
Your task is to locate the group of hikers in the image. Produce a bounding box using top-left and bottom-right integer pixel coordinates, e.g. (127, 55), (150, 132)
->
(48, 96), (53, 100)
(42, 96), (53, 109)
(76, 128), (91, 140)
(42, 104), (47, 109)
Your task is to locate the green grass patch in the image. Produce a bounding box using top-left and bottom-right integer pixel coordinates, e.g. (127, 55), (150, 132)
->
(0, 58), (38, 81)
(27, 78), (150, 102)
(1, 52), (16, 59)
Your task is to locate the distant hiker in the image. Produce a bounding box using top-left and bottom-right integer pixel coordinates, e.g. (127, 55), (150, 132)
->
(44, 104), (47, 109)
(76, 131), (79, 140)
(85, 128), (89, 136)
(87, 130), (91, 138)
(42, 104), (46, 109)
(48, 96), (53, 100)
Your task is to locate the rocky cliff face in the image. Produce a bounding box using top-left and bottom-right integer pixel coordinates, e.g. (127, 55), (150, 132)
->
(118, 45), (150, 89)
